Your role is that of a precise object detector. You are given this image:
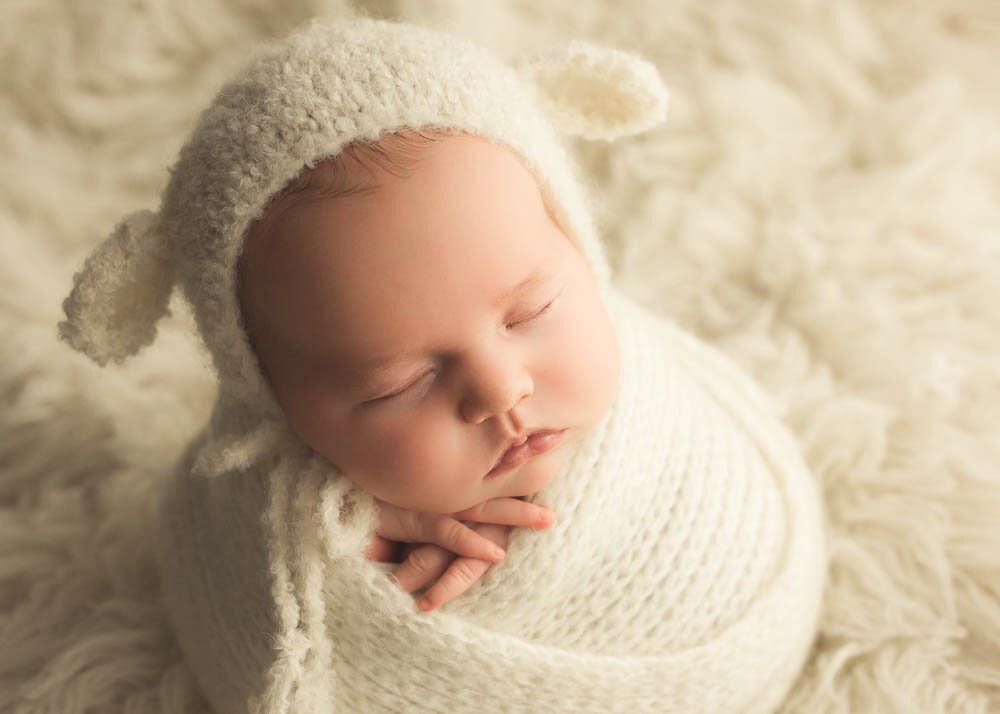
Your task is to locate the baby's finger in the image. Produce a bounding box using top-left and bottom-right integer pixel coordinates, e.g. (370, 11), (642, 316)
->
(375, 505), (506, 563)
(452, 497), (555, 529)
(423, 516), (507, 563)
(416, 556), (492, 612)
(365, 534), (400, 562)
(392, 543), (453, 593)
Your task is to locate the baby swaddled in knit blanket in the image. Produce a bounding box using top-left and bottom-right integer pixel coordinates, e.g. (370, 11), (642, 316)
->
(57, 16), (827, 714)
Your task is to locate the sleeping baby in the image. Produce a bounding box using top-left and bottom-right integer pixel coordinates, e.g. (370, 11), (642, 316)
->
(57, 14), (827, 714)
(236, 127), (618, 613)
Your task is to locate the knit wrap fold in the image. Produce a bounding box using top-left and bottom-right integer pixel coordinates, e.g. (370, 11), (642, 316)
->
(158, 286), (827, 714)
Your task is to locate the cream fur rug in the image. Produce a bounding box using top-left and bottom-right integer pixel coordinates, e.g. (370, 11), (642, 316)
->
(2, 1), (999, 712)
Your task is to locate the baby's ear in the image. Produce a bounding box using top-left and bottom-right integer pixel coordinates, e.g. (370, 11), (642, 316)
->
(516, 40), (669, 141)
(58, 209), (175, 366)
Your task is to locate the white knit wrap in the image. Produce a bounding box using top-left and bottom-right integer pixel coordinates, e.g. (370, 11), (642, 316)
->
(157, 287), (826, 713)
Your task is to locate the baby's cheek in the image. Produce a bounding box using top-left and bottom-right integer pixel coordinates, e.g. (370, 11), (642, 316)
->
(385, 410), (456, 477)
(592, 304), (621, 414)
(558, 296), (620, 422)
(393, 418), (436, 468)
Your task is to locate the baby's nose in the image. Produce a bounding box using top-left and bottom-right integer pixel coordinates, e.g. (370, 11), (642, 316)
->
(459, 357), (533, 424)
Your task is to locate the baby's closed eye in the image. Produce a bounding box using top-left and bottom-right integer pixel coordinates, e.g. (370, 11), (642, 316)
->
(361, 289), (564, 407)
(363, 370), (437, 405)
(505, 291), (561, 330)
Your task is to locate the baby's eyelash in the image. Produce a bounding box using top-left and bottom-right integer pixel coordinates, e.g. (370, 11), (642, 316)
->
(507, 292), (559, 329)
(363, 371), (432, 405)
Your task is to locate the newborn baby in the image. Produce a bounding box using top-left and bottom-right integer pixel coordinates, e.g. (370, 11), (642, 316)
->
(57, 15), (827, 714)
(236, 128), (619, 611)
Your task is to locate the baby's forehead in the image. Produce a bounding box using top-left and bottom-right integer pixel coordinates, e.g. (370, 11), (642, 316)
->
(247, 130), (526, 247)
(238, 132), (568, 343)
(245, 131), (551, 257)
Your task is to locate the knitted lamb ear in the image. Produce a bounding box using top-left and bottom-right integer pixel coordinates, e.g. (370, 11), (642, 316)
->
(516, 40), (669, 141)
(58, 209), (175, 366)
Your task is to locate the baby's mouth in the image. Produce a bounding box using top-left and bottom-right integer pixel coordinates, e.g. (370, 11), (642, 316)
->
(485, 429), (567, 478)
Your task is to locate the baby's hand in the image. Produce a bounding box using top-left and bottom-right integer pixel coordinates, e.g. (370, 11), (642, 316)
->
(399, 521), (510, 611)
(367, 497), (555, 611)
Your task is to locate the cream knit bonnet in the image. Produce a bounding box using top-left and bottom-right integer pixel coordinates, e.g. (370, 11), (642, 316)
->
(57, 14), (668, 414)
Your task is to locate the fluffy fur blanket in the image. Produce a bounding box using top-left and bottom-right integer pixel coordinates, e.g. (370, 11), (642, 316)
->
(1, 1), (998, 713)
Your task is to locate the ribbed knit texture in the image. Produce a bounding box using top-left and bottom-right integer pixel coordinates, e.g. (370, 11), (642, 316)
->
(158, 285), (826, 713)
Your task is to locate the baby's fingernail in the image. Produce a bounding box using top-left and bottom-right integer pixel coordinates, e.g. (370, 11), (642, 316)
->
(492, 545), (506, 560)
(536, 511), (555, 528)
(418, 596), (433, 611)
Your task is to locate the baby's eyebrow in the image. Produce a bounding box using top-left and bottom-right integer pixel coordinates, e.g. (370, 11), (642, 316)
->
(488, 268), (553, 310)
(355, 268), (555, 376)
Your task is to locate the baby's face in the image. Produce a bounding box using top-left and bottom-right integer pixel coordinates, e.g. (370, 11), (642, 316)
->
(239, 133), (619, 513)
